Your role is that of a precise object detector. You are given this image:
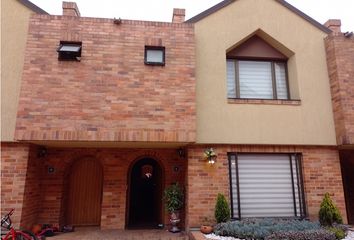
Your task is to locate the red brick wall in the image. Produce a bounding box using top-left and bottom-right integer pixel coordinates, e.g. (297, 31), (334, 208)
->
(37, 148), (186, 229)
(20, 145), (42, 229)
(185, 145), (347, 228)
(15, 15), (196, 143)
(1, 143), (41, 229)
(325, 34), (354, 145)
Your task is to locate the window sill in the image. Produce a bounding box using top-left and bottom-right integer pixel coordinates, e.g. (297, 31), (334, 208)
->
(227, 98), (301, 106)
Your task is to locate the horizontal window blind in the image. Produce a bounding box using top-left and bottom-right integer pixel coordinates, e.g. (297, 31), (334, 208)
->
(239, 61), (273, 99)
(226, 60), (289, 99)
(275, 62), (288, 99)
(227, 60), (236, 98)
(229, 154), (305, 219)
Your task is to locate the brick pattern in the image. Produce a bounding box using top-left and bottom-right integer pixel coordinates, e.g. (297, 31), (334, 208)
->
(20, 145), (42, 230)
(15, 15), (196, 143)
(185, 145), (347, 228)
(325, 34), (354, 145)
(0, 143), (39, 229)
(172, 9), (186, 23)
(37, 148), (186, 229)
(62, 2), (80, 17)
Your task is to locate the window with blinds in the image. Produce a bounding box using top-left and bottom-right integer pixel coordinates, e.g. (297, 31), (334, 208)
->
(226, 60), (289, 100)
(228, 153), (306, 219)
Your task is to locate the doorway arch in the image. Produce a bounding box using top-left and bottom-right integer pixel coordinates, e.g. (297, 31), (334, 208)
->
(127, 157), (163, 229)
(66, 157), (103, 226)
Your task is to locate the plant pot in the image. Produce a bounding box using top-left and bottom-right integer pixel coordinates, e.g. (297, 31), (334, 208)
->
(169, 211), (181, 233)
(200, 225), (213, 234)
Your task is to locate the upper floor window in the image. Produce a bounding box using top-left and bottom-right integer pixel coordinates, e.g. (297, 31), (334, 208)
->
(226, 35), (289, 100)
(145, 46), (165, 66)
(227, 59), (289, 99)
(57, 41), (82, 61)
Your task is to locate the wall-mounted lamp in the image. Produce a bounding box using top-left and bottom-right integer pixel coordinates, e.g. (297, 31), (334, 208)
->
(37, 147), (47, 158)
(113, 18), (122, 25)
(204, 148), (217, 164)
(177, 148), (186, 159)
(344, 31), (353, 38)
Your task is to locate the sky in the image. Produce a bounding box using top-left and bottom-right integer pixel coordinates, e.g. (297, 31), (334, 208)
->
(30, 0), (354, 32)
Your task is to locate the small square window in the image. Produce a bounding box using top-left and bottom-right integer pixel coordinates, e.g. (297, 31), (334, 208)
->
(57, 41), (82, 61)
(144, 46), (165, 66)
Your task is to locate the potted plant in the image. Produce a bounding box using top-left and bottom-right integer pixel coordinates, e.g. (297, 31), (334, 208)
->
(200, 217), (214, 234)
(163, 183), (184, 233)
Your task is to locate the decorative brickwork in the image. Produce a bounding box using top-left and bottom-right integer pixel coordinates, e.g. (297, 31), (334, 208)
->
(15, 15), (196, 143)
(36, 148), (186, 229)
(185, 145), (347, 228)
(325, 26), (354, 145)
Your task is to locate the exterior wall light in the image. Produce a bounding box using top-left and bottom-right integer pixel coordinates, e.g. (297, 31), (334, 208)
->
(37, 147), (47, 158)
(177, 148), (185, 159)
(204, 148), (217, 164)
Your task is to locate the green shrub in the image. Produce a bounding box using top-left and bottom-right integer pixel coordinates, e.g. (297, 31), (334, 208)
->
(265, 229), (336, 240)
(214, 193), (230, 223)
(214, 218), (322, 240)
(319, 193), (343, 226)
(163, 183), (183, 213)
(327, 227), (346, 240)
(333, 223), (349, 233)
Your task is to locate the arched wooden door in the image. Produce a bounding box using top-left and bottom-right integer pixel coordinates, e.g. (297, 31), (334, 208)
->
(66, 158), (103, 226)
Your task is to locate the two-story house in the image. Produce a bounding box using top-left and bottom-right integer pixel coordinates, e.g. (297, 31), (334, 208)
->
(1, 0), (352, 232)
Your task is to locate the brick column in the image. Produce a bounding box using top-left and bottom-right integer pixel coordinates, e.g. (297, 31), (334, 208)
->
(100, 156), (127, 229)
(1, 143), (31, 228)
(185, 146), (230, 229)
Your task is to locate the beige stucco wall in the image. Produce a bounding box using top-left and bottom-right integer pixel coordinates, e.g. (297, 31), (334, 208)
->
(1, 0), (33, 141)
(195, 0), (336, 145)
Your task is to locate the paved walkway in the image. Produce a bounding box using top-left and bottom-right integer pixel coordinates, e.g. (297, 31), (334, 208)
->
(50, 228), (188, 240)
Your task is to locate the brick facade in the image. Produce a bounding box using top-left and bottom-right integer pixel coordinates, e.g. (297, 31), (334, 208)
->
(15, 14), (196, 143)
(34, 147), (186, 229)
(1, 143), (41, 229)
(325, 21), (354, 146)
(185, 145), (347, 228)
(1, 143), (347, 230)
(2, 1), (351, 233)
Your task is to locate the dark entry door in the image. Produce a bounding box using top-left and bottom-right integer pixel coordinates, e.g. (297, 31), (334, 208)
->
(67, 158), (103, 226)
(340, 151), (354, 224)
(128, 158), (162, 228)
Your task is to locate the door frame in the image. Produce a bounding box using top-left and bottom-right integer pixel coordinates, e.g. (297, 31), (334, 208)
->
(65, 156), (104, 226)
(125, 156), (165, 228)
(339, 150), (354, 224)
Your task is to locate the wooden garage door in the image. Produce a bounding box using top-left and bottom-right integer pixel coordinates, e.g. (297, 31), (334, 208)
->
(67, 158), (103, 226)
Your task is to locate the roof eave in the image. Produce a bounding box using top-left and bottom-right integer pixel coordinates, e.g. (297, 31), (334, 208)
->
(17, 0), (48, 14)
(185, 0), (331, 34)
(185, 0), (234, 23)
(275, 0), (331, 34)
